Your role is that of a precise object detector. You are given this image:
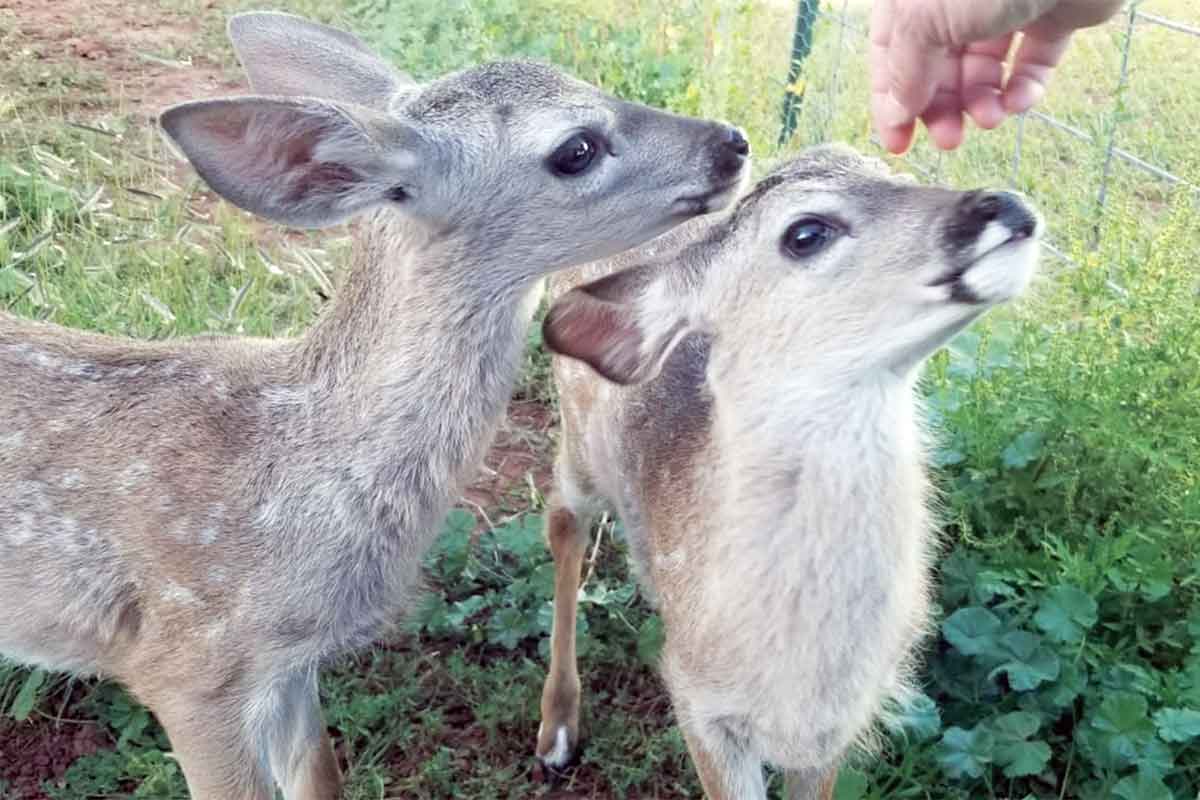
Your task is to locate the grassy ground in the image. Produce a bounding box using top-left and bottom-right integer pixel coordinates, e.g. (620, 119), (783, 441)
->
(1, 0), (1198, 798)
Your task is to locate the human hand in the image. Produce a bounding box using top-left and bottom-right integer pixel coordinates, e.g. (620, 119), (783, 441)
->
(869, 0), (1126, 154)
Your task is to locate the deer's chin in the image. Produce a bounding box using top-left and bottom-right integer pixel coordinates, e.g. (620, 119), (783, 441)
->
(956, 235), (1039, 305)
(671, 169), (751, 218)
(928, 234), (1039, 307)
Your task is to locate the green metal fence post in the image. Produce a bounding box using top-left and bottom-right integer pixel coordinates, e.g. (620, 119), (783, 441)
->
(778, 0), (820, 147)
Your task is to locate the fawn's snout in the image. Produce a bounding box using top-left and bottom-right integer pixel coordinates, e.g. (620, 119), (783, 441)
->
(678, 122), (751, 215)
(716, 126), (751, 178)
(935, 189), (1041, 305)
(949, 191), (1039, 251)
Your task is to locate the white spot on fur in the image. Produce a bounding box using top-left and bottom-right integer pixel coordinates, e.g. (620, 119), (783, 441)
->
(6, 512), (37, 546)
(60, 469), (83, 489)
(0, 430), (24, 452)
(205, 617), (228, 643)
(207, 566), (230, 585)
(198, 503), (225, 545)
(654, 549), (687, 572)
(170, 515), (193, 542)
(117, 462), (151, 494)
(162, 581), (200, 606)
(31, 351), (62, 369)
(540, 725), (572, 768)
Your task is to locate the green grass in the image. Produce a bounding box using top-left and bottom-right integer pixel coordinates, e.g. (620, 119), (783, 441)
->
(2, 0), (1199, 798)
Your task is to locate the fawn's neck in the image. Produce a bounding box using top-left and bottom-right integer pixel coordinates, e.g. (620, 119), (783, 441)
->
(285, 212), (540, 548)
(710, 375), (928, 547)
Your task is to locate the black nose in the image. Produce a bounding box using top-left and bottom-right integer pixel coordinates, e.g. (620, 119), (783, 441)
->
(715, 125), (750, 179)
(724, 126), (750, 157)
(961, 191), (1038, 238)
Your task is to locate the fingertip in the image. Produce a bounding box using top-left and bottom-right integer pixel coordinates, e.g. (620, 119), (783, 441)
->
(1003, 77), (1046, 115)
(964, 87), (1006, 130)
(872, 91), (917, 152)
(878, 122), (916, 155)
(926, 113), (965, 151)
(881, 92), (917, 129)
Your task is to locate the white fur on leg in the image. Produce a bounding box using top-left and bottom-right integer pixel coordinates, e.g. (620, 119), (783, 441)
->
(538, 724), (573, 768)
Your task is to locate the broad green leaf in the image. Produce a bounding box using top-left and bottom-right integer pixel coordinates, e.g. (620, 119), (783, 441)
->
(985, 711), (1050, 777)
(1138, 559), (1174, 602)
(1045, 660), (1088, 708)
(891, 692), (942, 742)
(939, 549), (979, 606)
(491, 515), (544, 561)
(430, 508), (477, 579)
(1034, 586), (1099, 642)
(1153, 707), (1200, 743)
(10, 668), (46, 722)
(989, 711), (1042, 741)
(442, 508), (476, 537)
(1002, 430), (1043, 469)
(942, 607), (1003, 657)
(1094, 693), (1152, 734)
(529, 561), (557, 598)
(995, 739), (1051, 778)
(1187, 606), (1200, 640)
(637, 614), (665, 666)
(975, 570), (1018, 602)
(1112, 771), (1172, 800)
(446, 594), (488, 627)
(1100, 663), (1161, 697)
(989, 631), (1060, 691)
(832, 767), (868, 800)
(932, 447), (965, 467)
(486, 606), (530, 650)
(938, 726), (994, 780)
(1087, 692), (1156, 769)
(1139, 738), (1176, 779)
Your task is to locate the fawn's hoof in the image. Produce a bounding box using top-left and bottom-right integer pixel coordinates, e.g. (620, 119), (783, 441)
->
(536, 722), (578, 771)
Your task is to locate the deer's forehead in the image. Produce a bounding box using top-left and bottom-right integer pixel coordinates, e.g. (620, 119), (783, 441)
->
(407, 61), (586, 123)
(734, 172), (917, 226)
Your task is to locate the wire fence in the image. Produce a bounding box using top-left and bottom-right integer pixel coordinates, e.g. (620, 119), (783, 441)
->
(777, 1), (1200, 272)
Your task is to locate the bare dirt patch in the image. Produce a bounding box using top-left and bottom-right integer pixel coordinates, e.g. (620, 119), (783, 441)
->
(463, 399), (557, 520)
(0, 715), (109, 800)
(1, 0), (244, 117)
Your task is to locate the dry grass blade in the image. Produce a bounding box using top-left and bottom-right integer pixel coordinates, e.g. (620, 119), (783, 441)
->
(66, 121), (118, 138)
(138, 290), (177, 324)
(125, 187), (166, 202)
(77, 186), (107, 216)
(225, 277), (254, 322)
(7, 232), (53, 269)
(135, 52), (193, 69)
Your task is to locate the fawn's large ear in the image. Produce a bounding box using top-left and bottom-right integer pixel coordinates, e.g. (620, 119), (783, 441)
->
(544, 268), (694, 386)
(161, 96), (423, 228)
(227, 12), (415, 111)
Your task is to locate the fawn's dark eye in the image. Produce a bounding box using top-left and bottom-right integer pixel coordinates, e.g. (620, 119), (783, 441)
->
(781, 217), (840, 260)
(548, 131), (602, 177)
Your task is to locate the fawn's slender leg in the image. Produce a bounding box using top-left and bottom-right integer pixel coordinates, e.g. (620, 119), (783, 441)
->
(143, 690), (275, 800)
(134, 664), (341, 800)
(680, 721), (767, 800)
(536, 501), (590, 768)
(260, 666), (342, 800)
(784, 765), (838, 800)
